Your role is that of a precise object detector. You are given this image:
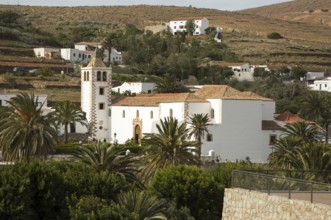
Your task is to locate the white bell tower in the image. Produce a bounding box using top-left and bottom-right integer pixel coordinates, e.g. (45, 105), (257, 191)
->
(81, 57), (112, 141)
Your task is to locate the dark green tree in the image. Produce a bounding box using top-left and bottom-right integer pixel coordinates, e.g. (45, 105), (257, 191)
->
(185, 20), (195, 36)
(151, 165), (224, 220)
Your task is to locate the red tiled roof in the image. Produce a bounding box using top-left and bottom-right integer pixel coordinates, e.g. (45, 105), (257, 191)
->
(262, 120), (284, 130)
(275, 111), (308, 124)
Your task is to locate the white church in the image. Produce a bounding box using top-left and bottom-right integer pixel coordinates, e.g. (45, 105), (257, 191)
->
(79, 57), (284, 163)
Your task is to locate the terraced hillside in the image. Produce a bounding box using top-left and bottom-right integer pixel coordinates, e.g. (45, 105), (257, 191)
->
(241, 0), (331, 27)
(0, 4), (330, 73)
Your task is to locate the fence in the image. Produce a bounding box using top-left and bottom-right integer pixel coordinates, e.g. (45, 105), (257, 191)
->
(231, 170), (331, 205)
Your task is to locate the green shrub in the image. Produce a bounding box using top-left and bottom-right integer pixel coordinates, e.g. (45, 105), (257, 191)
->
(0, 11), (21, 26)
(151, 165), (224, 220)
(267, 32), (283, 39)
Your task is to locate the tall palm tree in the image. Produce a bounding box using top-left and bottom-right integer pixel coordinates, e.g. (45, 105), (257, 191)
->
(102, 33), (116, 66)
(188, 113), (211, 159)
(282, 121), (321, 144)
(52, 100), (86, 143)
(0, 93), (57, 162)
(142, 117), (199, 183)
(299, 92), (331, 144)
(116, 190), (167, 220)
(73, 143), (139, 184)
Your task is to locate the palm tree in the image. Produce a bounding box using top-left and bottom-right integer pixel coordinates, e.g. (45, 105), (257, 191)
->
(282, 121), (321, 144)
(268, 137), (302, 169)
(102, 33), (116, 66)
(188, 113), (211, 159)
(299, 92), (331, 144)
(52, 100), (86, 143)
(154, 73), (187, 93)
(73, 143), (139, 184)
(116, 190), (167, 220)
(0, 93), (57, 162)
(141, 117), (199, 183)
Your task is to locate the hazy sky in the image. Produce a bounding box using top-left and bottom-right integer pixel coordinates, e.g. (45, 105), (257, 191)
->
(0, 0), (292, 11)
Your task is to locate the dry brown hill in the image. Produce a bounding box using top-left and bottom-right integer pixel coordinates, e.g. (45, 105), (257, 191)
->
(241, 0), (331, 27)
(0, 4), (331, 72)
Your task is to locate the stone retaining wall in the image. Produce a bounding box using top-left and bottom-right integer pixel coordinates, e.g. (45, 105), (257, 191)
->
(222, 188), (331, 220)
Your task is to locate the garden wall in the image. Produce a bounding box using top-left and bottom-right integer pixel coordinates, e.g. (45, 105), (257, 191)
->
(222, 188), (331, 220)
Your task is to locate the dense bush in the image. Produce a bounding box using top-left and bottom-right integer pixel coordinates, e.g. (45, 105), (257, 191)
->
(151, 165), (224, 220)
(0, 162), (130, 219)
(267, 32), (283, 39)
(0, 11), (21, 26)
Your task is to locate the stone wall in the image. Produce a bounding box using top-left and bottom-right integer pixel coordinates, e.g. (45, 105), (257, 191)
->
(222, 188), (331, 220)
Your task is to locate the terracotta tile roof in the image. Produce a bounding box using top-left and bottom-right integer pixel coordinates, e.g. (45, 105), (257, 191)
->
(87, 58), (106, 68)
(262, 120), (284, 130)
(194, 85), (273, 101)
(112, 93), (207, 107)
(275, 111), (310, 124)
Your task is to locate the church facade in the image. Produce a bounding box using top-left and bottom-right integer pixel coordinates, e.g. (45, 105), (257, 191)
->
(80, 58), (283, 163)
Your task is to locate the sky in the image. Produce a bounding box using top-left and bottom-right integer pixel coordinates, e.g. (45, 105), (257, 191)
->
(0, 0), (292, 11)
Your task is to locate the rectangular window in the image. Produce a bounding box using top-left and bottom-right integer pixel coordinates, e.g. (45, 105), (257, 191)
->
(88, 55), (91, 58)
(207, 134), (213, 142)
(179, 25), (184, 29)
(0, 100), (2, 106)
(99, 87), (104, 95)
(269, 135), (277, 145)
(174, 26), (176, 29)
(73, 53), (76, 57)
(147, 90), (151, 94)
(99, 103), (105, 110)
(79, 54), (81, 58)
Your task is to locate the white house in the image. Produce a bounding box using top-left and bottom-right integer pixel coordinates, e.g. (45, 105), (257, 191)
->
(218, 62), (254, 81)
(306, 72), (325, 88)
(169, 17), (209, 35)
(33, 48), (61, 59)
(309, 77), (331, 92)
(112, 82), (156, 94)
(61, 42), (122, 64)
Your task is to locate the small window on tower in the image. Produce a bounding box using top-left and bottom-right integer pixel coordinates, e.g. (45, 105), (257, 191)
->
(99, 87), (104, 95)
(87, 72), (89, 81)
(99, 103), (104, 110)
(136, 110), (139, 118)
(150, 111), (153, 119)
(122, 110), (125, 118)
(97, 71), (101, 81)
(102, 71), (107, 81)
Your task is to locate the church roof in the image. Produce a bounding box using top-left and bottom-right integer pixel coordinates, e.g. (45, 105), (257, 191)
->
(86, 57), (106, 68)
(194, 85), (273, 101)
(112, 93), (207, 107)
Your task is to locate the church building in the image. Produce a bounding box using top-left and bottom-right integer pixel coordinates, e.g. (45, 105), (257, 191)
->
(80, 57), (283, 163)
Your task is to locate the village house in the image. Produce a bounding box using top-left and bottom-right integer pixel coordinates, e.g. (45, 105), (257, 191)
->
(33, 48), (61, 59)
(169, 17), (209, 35)
(79, 57), (284, 163)
(112, 82), (156, 94)
(61, 42), (122, 64)
(309, 77), (331, 92)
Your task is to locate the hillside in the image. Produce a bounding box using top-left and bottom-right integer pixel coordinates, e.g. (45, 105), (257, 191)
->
(241, 0), (331, 27)
(0, 4), (331, 73)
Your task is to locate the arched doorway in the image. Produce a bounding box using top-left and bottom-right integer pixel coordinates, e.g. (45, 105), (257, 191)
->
(134, 125), (141, 143)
